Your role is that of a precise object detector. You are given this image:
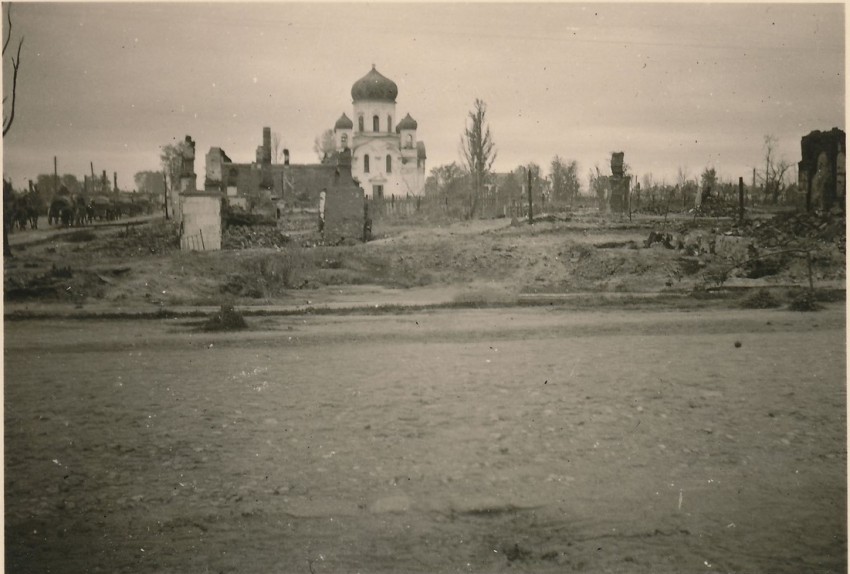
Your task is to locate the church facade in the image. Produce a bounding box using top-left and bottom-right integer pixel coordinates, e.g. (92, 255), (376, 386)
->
(332, 66), (426, 199)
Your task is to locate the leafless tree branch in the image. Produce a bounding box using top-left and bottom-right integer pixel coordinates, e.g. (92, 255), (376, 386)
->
(3, 36), (23, 137)
(3, 4), (13, 56)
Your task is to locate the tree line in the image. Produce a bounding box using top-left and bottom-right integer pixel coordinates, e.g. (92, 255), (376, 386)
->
(425, 98), (799, 218)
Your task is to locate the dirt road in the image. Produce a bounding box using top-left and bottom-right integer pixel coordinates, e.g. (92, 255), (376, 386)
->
(5, 305), (845, 573)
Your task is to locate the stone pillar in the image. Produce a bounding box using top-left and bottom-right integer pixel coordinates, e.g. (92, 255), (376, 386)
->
(179, 135), (197, 194)
(608, 152), (630, 214)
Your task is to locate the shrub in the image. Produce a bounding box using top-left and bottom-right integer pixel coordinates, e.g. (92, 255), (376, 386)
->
(788, 290), (823, 312)
(740, 289), (780, 309)
(202, 304), (247, 331)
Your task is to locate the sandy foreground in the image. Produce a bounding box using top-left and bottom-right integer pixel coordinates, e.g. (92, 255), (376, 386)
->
(4, 304), (846, 573)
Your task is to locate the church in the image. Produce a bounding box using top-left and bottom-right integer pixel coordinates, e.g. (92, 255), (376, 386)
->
(203, 66), (426, 209)
(332, 66), (427, 199)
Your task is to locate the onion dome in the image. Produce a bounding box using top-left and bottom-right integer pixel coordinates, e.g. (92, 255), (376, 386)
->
(351, 65), (398, 103)
(334, 113), (353, 130)
(395, 113), (418, 132)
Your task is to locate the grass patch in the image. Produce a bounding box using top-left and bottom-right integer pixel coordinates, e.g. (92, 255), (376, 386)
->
(452, 286), (518, 307)
(65, 229), (98, 243)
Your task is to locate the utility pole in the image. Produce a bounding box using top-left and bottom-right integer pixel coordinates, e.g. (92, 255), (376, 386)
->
(162, 170), (169, 219)
(752, 167), (756, 205)
(90, 162), (96, 194)
(527, 168), (533, 224)
(738, 176), (745, 224)
(113, 171), (118, 194)
(53, 156), (58, 195)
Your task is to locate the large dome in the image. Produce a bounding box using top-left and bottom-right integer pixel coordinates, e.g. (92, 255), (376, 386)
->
(351, 65), (398, 103)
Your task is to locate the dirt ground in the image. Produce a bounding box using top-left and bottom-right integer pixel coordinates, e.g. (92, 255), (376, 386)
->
(4, 209), (847, 572)
(4, 305), (846, 573)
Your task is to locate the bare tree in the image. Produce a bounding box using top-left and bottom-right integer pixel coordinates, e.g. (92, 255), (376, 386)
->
(757, 134), (792, 204)
(459, 98), (497, 218)
(589, 164), (608, 211)
(3, 4), (24, 137)
(3, 4), (23, 256)
(272, 131), (285, 164)
(160, 139), (192, 194)
(550, 156), (581, 205)
(313, 129), (335, 163)
(677, 165), (691, 209)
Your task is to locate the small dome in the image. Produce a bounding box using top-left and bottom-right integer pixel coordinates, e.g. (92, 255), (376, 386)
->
(351, 65), (398, 103)
(395, 113), (418, 132)
(334, 113), (353, 130)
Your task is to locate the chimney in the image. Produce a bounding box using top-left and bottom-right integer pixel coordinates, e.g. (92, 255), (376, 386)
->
(283, 149), (290, 166)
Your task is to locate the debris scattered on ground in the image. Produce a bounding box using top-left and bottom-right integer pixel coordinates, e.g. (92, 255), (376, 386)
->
(223, 225), (291, 249)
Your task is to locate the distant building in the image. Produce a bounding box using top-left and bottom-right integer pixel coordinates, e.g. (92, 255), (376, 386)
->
(333, 66), (427, 199)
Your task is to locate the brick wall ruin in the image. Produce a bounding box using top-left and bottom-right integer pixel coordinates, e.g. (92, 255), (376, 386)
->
(608, 152), (631, 214)
(798, 128), (845, 211)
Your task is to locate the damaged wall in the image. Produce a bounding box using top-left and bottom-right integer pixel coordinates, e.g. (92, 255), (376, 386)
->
(798, 128), (845, 211)
(323, 149), (366, 243)
(180, 192), (222, 251)
(608, 152), (631, 214)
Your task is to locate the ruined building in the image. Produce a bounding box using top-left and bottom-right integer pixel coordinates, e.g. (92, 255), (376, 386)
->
(797, 128), (845, 211)
(332, 65), (427, 198)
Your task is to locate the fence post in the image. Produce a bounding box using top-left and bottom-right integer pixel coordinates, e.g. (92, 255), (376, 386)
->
(527, 170), (533, 224)
(199, 229), (205, 251)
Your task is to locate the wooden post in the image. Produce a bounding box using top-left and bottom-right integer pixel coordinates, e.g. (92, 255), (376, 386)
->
(738, 177), (745, 224)
(114, 171), (118, 193)
(90, 162), (96, 193)
(53, 156), (58, 196)
(527, 169), (533, 224)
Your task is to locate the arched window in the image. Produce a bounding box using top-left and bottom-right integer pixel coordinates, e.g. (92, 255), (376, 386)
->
(386, 155), (392, 173)
(358, 115), (364, 132)
(406, 134), (413, 148)
(373, 115), (380, 132)
(341, 133), (348, 147)
(364, 154), (370, 173)
(388, 115), (392, 133)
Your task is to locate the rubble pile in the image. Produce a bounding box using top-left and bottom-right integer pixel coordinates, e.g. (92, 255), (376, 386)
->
(695, 197), (740, 218)
(222, 225), (292, 250)
(733, 209), (845, 252)
(645, 209), (845, 257)
(86, 222), (179, 257)
(642, 209), (845, 284)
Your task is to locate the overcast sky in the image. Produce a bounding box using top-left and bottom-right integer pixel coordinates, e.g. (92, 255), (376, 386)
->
(2, 2), (845, 191)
